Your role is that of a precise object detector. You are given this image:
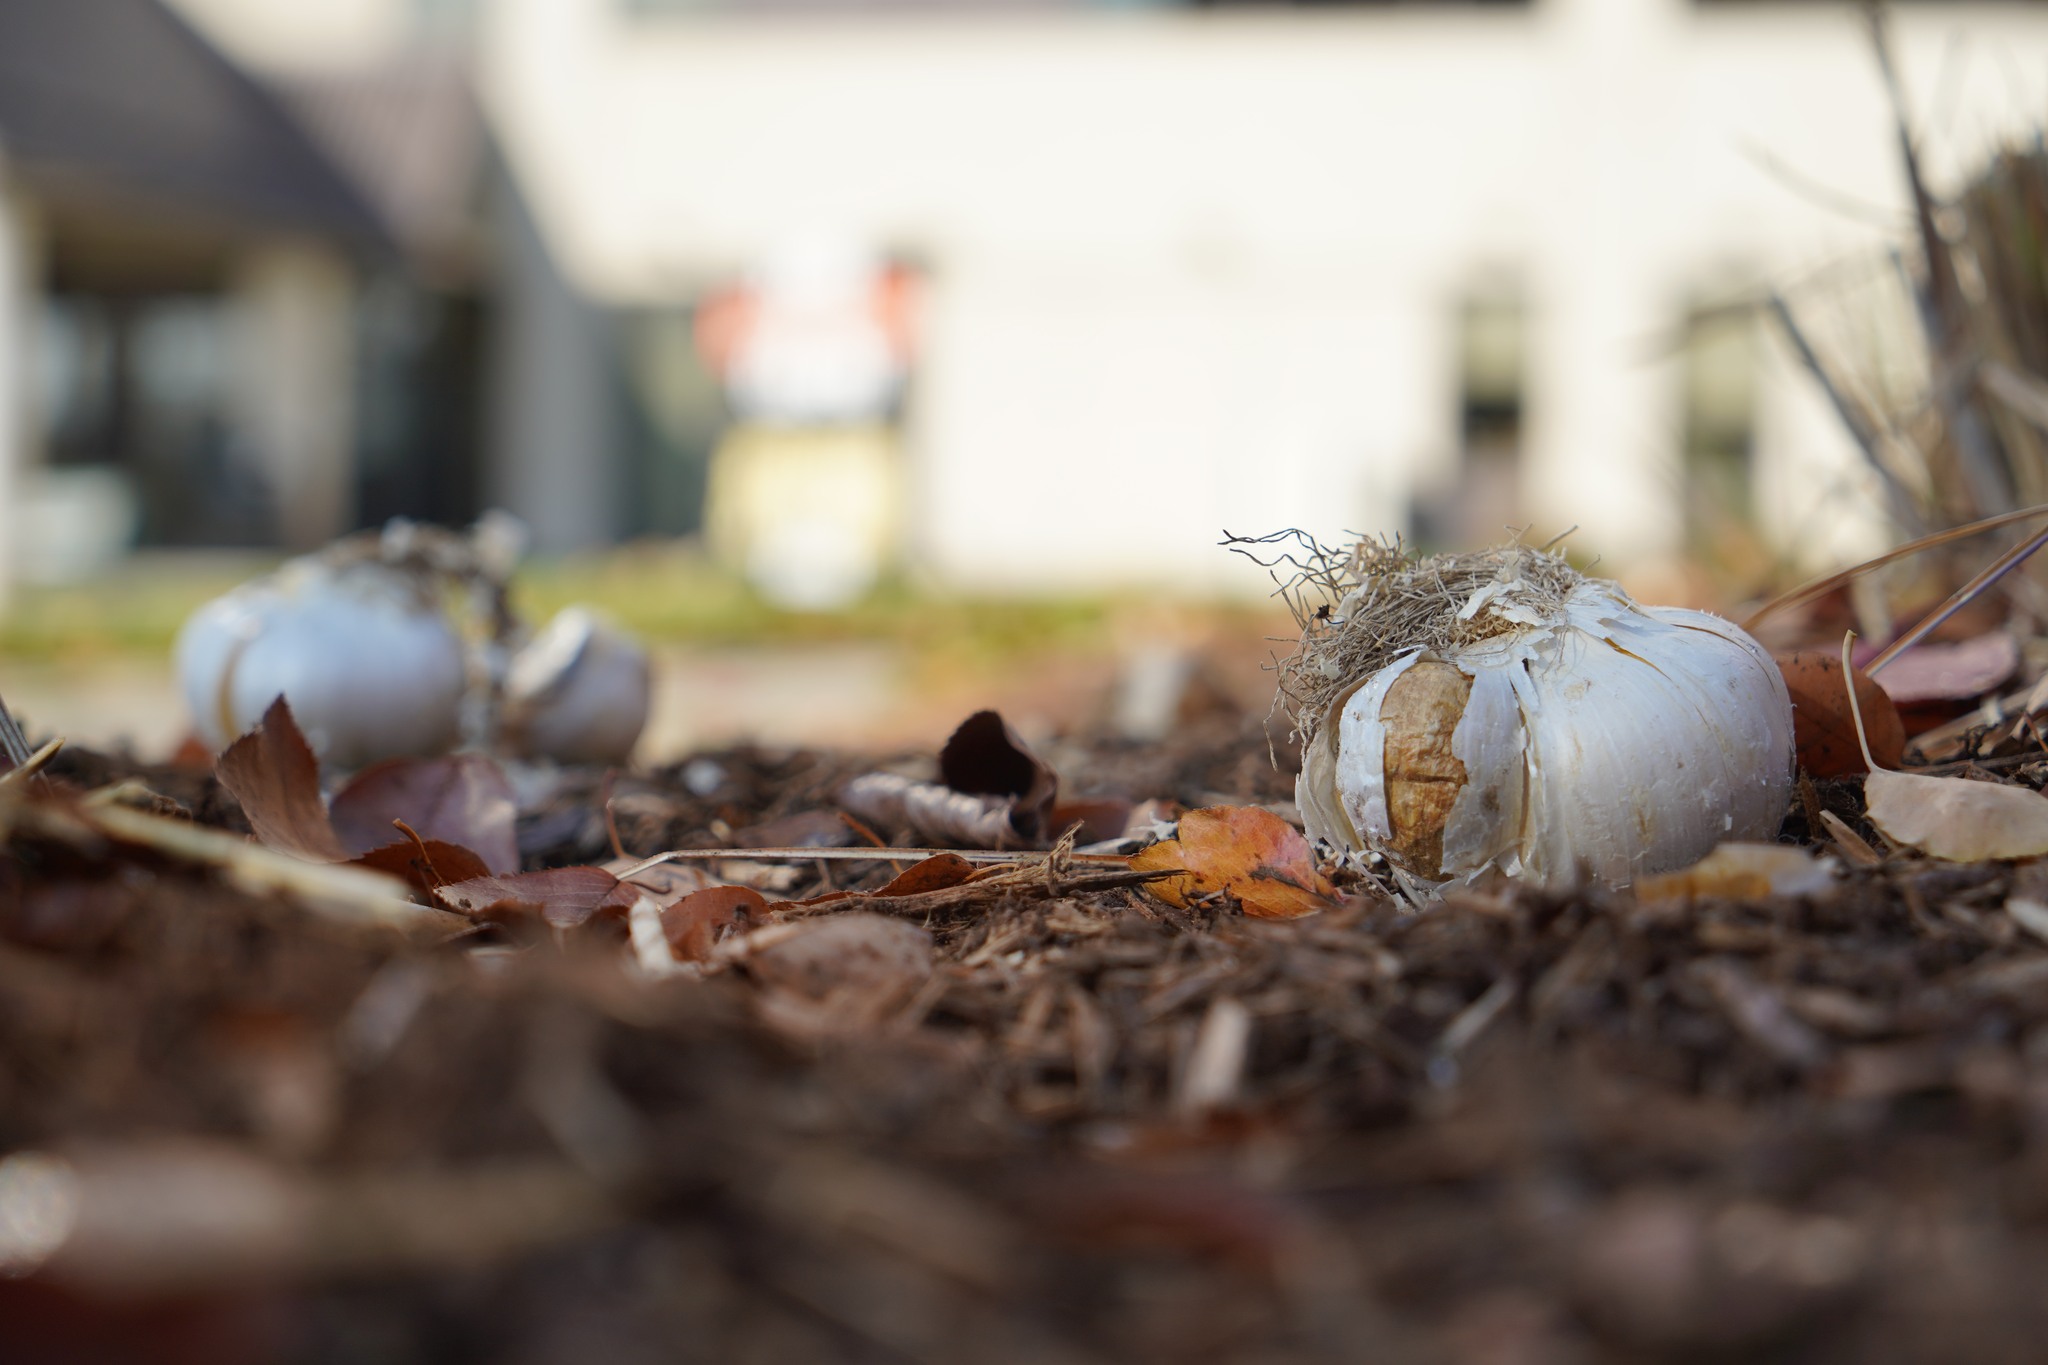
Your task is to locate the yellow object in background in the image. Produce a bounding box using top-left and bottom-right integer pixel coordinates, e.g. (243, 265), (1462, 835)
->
(704, 423), (904, 610)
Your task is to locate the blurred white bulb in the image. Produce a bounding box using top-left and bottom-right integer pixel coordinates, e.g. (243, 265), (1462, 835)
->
(175, 557), (467, 770)
(502, 607), (651, 766)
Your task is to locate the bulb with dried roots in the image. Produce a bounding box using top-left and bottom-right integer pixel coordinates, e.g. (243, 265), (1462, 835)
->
(1284, 540), (1794, 890)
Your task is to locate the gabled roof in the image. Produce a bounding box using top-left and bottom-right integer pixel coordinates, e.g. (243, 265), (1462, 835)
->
(0, 0), (386, 246)
(283, 51), (486, 283)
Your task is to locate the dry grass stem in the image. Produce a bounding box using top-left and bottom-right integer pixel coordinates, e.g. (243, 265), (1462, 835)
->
(1225, 530), (1582, 749)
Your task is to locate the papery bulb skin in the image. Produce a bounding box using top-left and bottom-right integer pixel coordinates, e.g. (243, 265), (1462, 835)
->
(502, 607), (651, 766)
(1295, 562), (1795, 891)
(174, 558), (466, 770)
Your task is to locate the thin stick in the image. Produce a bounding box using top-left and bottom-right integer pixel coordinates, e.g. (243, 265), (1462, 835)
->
(0, 736), (61, 789)
(611, 845), (1134, 883)
(0, 692), (33, 770)
(1864, 524), (2048, 674)
(1741, 502), (2048, 630)
(1842, 631), (1879, 772)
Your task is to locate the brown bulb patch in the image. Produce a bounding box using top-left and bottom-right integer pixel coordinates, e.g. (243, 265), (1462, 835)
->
(1380, 659), (1475, 878)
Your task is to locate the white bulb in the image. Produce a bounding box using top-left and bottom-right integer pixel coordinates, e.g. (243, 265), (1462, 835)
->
(1297, 576), (1795, 889)
(502, 607), (651, 766)
(175, 558), (466, 770)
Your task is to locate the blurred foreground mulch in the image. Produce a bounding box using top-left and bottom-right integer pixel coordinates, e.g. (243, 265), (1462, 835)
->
(9, 708), (2048, 1365)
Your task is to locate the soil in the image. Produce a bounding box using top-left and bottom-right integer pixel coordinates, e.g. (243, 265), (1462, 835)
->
(8, 701), (2048, 1365)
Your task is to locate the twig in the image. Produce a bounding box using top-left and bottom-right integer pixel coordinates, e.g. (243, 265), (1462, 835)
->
(1766, 292), (1924, 532)
(1742, 501), (2048, 630)
(0, 691), (34, 770)
(1866, 1), (2013, 516)
(613, 845), (1136, 883)
(1865, 523), (2048, 674)
(0, 737), (62, 790)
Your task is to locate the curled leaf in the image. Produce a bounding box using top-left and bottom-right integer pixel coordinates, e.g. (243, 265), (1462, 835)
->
(940, 710), (1058, 842)
(1132, 806), (1336, 920)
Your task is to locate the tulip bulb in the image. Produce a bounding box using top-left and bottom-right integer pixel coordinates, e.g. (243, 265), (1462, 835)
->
(501, 607), (650, 766)
(175, 557), (466, 770)
(1289, 543), (1794, 889)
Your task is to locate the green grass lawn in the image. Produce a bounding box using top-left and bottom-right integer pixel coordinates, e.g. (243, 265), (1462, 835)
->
(0, 543), (1148, 668)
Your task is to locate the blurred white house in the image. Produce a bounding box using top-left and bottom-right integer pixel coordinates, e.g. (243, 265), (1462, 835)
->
(4, 0), (2048, 607)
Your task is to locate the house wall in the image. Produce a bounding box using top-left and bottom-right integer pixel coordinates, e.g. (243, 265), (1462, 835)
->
(0, 157), (42, 609)
(229, 243), (359, 550)
(473, 0), (2048, 588)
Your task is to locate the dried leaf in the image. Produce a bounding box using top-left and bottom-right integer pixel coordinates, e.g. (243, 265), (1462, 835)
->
(435, 867), (638, 930)
(601, 856), (714, 908)
(1865, 769), (2048, 861)
(939, 710), (1057, 842)
(1635, 843), (1837, 905)
(215, 697), (347, 862)
(330, 755), (518, 874)
(662, 884), (768, 962)
(875, 853), (979, 896)
(1132, 806), (1336, 919)
(1872, 631), (2019, 705)
(352, 834), (493, 896)
(1776, 651), (1904, 777)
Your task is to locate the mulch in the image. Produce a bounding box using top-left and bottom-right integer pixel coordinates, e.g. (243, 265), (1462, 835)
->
(8, 709), (2048, 1365)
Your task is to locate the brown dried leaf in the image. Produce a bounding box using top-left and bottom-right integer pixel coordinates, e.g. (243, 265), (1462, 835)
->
(215, 697), (347, 862)
(601, 856), (714, 908)
(1776, 651), (1904, 777)
(1865, 769), (2048, 861)
(330, 755), (518, 873)
(1873, 631), (2019, 705)
(352, 833), (494, 897)
(434, 866), (638, 930)
(875, 853), (979, 896)
(662, 884), (768, 962)
(1131, 806), (1336, 920)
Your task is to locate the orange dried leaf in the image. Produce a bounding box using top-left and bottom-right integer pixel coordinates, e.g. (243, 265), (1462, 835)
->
(875, 853), (980, 896)
(1133, 806), (1336, 920)
(1776, 651), (1904, 778)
